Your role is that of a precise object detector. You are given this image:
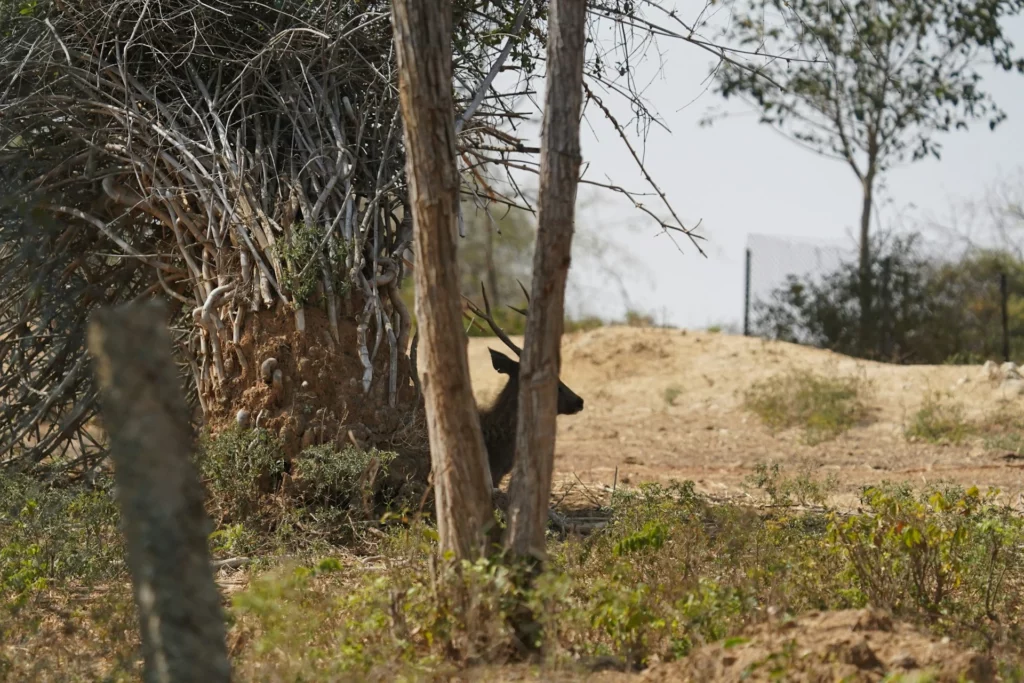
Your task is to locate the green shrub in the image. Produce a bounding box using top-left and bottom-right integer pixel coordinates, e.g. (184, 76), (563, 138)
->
(744, 369), (869, 444)
(0, 474), (123, 612)
(197, 424), (287, 523)
(905, 392), (974, 444)
(292, 444), (397, 511)
(830, 483), (1024, 630)
(272, 221), (350, 305)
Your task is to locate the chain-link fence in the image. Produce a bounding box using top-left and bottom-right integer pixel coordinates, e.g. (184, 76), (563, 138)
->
(742, 233), (856, 337)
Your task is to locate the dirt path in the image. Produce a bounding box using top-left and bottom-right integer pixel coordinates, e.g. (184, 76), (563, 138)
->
(467, 326), (1024, 508)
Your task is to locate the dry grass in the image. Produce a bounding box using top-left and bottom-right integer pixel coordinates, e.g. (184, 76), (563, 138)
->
(8, 327), (1024, 680)
(742, 368), (871, 444)
(5, 469), (1024, 681)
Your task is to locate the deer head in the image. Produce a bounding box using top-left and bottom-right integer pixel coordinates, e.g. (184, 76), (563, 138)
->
(487, 347), (584, 415)
(464, 282), (585, 487)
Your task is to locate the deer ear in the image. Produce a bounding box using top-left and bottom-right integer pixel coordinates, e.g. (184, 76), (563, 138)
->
(488, 348), (518, 375)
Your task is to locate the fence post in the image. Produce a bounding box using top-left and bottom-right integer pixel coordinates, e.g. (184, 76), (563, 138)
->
(743, 247), (752, 336)
(1001, 272), (1010, 363)
(87, 300), (231, 683)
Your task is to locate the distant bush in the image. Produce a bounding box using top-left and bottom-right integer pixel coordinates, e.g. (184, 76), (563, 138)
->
(904, 392), (974, 445)
(197, 424), (287, 523)
(743, 462), (839, 507)
(753, 230), (1024, 364)
(743, 369), (870, 444)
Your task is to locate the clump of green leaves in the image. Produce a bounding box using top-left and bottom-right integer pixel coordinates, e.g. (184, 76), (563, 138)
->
(197, 424), (286, 522)
(292, 444), (397, 511)
(904, 392), (974, 444)
(662, 385), (682, 406)
(744, 462), (839, 507)
(744, 369), (869, 444)
(272, 222), (350, 306)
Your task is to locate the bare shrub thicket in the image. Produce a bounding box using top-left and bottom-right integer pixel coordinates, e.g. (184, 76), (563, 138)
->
(0, 0), (708, 479)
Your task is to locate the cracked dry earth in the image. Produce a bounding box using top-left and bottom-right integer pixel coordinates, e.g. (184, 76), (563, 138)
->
(466, 325), (1024, 510)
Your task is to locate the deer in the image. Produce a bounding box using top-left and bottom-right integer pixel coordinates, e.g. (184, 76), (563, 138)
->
(462, 283), (585, 488)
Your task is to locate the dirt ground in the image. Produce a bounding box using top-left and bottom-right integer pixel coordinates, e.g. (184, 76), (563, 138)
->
(451, 608), (997, 682)
(466, 326), (1024, 510)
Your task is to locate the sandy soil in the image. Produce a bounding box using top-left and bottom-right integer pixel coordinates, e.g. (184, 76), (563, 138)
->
(453, 608), (997, 682)
(466, 326), (1024, 509)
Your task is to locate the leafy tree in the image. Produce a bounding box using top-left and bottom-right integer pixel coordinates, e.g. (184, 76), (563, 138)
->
(711, 0), (1024, 339)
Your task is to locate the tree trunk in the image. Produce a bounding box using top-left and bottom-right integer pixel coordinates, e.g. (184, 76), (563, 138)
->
(858, 173), (875, 356)
(87, 300), (231, 683)
(392, 0), (495, 560)
(505, 0), (587, 562)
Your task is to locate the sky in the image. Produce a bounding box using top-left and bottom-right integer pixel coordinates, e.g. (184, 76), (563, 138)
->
(491, 3), (1024, 330)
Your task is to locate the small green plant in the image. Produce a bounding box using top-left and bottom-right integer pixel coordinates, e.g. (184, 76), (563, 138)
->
(292, 444), (397, 512)
(662, 384), (682, 406)
(904, 392), (974, 444)
(272, 222), (350, 306)
(744, 369), (869, 444)
(744, 462), (839, 507)
(613, 521), (669, 557)
(197, 424), (286, 522)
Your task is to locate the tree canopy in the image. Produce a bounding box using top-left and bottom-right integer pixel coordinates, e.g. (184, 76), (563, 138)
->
(710, 0), (1024, 337)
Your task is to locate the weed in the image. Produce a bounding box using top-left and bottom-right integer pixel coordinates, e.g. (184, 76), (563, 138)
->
(663, 385), (682, 406)
(0, 473), (123, 613)
(744, 369), (869, 444)
(744, 462), (839, 507)
(904, 392), (974, 444)
(292, 444), (397, 512)
(831, 483), (1024, 625)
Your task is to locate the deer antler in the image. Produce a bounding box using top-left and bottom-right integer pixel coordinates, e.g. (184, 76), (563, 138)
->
(462, 282), (523, 357)
(507, 279), (529, 317)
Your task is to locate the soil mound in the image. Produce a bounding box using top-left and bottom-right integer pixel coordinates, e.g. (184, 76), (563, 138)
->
(641, 608), (995, 682)
(463, 326), (1024, 506)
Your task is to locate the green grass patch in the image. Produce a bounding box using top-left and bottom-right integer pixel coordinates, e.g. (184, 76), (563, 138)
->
(6, 460), (1024, 680)
(904, 392), (974, 445)
(743, 369), (870, 444)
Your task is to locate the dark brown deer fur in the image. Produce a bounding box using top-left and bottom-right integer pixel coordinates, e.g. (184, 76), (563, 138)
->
(479, 347), (584, 488)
